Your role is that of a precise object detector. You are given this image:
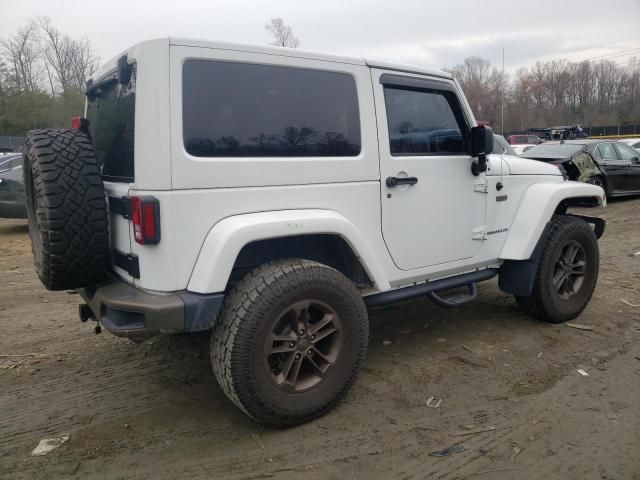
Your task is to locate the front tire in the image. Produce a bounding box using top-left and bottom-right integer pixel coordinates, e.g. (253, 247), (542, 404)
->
(515, 215), (599, 323)
(210, 259), (368, 428)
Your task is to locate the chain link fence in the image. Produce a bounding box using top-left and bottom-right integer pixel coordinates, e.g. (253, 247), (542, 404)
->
(586, 124), (640, 137)
(506, 124), (640, 138)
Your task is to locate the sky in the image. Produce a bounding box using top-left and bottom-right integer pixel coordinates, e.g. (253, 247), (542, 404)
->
(2, 0), (640, 75)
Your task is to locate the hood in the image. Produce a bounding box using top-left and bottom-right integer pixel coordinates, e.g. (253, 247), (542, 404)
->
(501, 154), (562, 176)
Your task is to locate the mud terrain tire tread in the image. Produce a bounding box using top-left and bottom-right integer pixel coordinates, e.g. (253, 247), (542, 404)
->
(515, 215), (599, 323)
(24, 129), (109, 290)
(210, 259), (368, 428)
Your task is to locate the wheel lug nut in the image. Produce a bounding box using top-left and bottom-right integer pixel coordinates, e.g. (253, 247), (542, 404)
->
(310, 334), (315, 340)
(295, 353), (301, 359)
(289, 342), (295, 348)
(299, 329), (305, 336)
(307, 349), (313, 356)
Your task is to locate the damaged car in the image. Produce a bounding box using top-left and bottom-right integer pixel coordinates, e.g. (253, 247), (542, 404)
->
(522, 139), (640, 199)
(0, 153), (26, 219)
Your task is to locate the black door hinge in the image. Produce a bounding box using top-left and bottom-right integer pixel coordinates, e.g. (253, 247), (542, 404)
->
(108, 196), (132, 219)
(113, 250), (140, 278)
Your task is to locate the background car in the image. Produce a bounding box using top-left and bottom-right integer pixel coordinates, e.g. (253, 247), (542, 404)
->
(524, 140), (640, 198)
(512, 144), (536, 156)
(507, 134), (543, 145)
(492, 134), (518, 155)
(619, 137), (640, 152)
(0, 153), (26, 219)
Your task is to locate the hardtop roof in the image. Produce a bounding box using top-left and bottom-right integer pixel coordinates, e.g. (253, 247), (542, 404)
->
(170, 37), (453, 79)
(94, 37), (454, 86)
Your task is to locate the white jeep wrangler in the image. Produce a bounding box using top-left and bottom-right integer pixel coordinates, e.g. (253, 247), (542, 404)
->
(24, 38), (605, 427)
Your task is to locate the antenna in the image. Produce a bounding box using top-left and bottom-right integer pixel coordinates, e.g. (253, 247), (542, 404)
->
(501, 48), (505, 136)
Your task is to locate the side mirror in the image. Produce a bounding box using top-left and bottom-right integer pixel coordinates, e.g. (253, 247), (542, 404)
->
(470, 125), (494, 176)
(470, 125), (494, 156)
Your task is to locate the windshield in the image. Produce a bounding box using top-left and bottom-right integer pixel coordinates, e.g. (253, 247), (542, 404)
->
(86, 64), (136, 182)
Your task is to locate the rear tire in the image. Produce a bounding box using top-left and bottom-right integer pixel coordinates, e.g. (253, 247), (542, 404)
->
(515, 215), (599, 323)
(588, 175), (607, 201)
(210, 259), (368, 428)
(24, 129), (109, 290)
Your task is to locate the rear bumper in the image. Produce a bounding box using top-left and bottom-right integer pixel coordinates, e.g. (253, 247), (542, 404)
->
(77, 275), (224, 341)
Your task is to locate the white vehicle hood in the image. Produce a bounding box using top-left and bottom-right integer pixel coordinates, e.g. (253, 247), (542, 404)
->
(501, 154), (562, 176)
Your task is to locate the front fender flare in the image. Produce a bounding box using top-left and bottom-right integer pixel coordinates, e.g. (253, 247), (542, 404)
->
(187, 209), (389, 294)
(500, 181), (604, 261)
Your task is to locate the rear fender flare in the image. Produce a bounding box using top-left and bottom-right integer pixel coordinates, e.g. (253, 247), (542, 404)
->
(187, 209), (389, 294)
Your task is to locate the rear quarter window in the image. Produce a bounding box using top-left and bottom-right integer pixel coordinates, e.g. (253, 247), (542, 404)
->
(182, 60), (361, 157)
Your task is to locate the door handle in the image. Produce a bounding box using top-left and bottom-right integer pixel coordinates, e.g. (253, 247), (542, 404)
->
(386, 176), (418, 187)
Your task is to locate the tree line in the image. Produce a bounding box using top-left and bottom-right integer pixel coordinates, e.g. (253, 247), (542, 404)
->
(449, 55), (640, 134)
(0, 17), (299, 137)
(2, 17), (638, 138)
(0, 17), (98, 136)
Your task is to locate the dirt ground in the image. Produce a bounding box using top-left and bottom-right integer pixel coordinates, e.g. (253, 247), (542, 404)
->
(1, 199), (639, 480)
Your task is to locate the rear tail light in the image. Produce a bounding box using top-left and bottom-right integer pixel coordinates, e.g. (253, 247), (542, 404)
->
(71, 116), (89, 131)
(131, 196), (160, 245)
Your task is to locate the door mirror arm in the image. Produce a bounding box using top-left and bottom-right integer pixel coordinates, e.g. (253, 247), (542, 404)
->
(471, 154), (488, 176)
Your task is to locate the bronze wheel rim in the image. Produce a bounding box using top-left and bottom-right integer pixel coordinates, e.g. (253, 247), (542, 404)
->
(264, 299), (342, 393)
(553, 240), (586, 300)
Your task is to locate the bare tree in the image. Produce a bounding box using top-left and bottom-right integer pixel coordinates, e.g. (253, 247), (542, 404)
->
(265, 18), (300, 48)
(39, 17), (72, 92)
(69, 36), (98, 91)
(1, 20), (42, 92)
(449, 54), (640, 132)
(448, 57), (495, 117)
(38, 17), (98, 94)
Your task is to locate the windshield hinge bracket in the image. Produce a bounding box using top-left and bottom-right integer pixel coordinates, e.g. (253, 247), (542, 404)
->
(474, 180), (489, 194)
(472, 226), (487, 240)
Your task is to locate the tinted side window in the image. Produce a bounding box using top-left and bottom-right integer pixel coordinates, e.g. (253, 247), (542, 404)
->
(615, 143), (639, 161)
(384, 87), (466, 155)
(597, 143), (617, 160)
(183, 60), (361, 157)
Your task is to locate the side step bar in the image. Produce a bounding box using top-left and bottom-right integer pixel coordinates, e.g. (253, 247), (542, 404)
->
(364, 268), (498, 308)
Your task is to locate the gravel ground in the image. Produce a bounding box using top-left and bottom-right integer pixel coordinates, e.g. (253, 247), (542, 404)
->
(1, 199), (639, 480)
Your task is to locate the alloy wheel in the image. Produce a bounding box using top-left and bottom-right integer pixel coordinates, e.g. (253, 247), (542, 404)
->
(553, 240), (587, 300)
(264, 299), (342, 392)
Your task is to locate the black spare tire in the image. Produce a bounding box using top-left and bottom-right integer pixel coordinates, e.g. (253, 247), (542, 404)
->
(24, 129), (109, 290)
